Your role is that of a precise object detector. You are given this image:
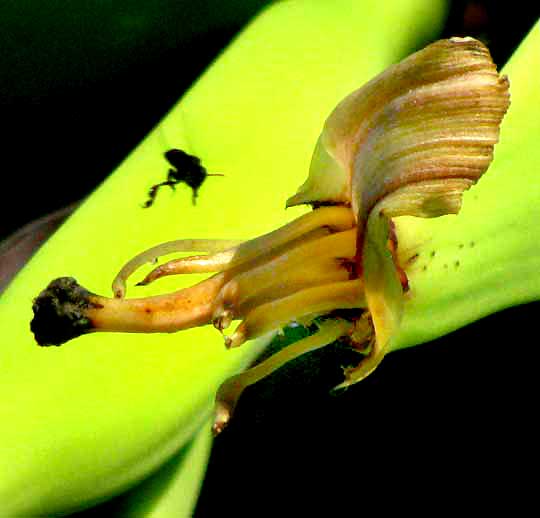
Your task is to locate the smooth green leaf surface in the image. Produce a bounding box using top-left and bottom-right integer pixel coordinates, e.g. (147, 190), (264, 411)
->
(71, 421), (213, 518)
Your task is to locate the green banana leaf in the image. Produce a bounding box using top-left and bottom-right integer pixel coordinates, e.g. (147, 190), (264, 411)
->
(71, 421), (213, 518)
(0, 0), (447, 516)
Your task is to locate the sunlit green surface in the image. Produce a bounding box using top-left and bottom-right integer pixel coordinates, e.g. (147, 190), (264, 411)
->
(71, 421), (213, 518)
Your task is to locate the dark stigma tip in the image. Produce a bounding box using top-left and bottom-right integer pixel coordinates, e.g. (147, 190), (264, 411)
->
(30, 277), (97, 346)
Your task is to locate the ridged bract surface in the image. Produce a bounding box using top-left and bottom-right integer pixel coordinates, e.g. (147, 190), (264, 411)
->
(288, 37), (510, 228)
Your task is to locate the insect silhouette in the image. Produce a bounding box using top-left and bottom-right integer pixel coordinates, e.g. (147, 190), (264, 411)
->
(143, 149), (223, 207)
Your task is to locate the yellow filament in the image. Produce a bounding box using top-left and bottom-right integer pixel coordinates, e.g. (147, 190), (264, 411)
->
(136, 206), (354, 286)
(138, 227), (329, 286)
(225, 279), (365, 348)
(112, 239), (240, 298)
(213, 319), (353, 434)
(212, 229), (356, 325)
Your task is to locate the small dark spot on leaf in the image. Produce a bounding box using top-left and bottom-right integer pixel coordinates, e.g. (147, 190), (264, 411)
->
(454, 260), (460, 268)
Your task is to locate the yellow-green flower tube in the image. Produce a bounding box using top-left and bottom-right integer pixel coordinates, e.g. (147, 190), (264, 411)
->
(0, 0), (446, 515)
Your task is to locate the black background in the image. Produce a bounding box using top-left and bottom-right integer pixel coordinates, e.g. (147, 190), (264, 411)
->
(2, 1), (539, 515)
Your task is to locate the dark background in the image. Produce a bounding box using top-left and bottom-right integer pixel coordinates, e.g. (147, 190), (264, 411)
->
(2, 1), (539, 515)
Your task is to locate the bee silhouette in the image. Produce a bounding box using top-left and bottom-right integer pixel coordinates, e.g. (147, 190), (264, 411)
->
(143, 149), (223, 207)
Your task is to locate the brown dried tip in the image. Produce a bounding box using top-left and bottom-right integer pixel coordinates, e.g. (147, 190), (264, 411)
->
(31, 277), (98, 346)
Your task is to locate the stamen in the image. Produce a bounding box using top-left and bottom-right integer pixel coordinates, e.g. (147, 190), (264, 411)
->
(112, 239), (240, 298)
(212, 229), (356, 327)
(213, 318), (353, 434)
(224, 279), (365, 348)
(135, 206), (354, 287)
(137, 227), (329, 287)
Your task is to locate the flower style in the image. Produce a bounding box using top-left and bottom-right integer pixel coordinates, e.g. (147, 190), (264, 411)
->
(31, 37), (509, 434)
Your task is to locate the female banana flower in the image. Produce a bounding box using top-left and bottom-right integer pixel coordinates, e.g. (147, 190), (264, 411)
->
(31, 37), (510, 434)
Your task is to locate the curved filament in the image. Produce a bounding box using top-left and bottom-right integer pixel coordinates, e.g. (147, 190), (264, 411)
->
(112, 239), (241, 298)
(213, 318), (353, 434)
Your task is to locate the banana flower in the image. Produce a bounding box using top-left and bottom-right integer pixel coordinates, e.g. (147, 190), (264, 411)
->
(2, 0), (540, 516)
(31, 37), (510, 434)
